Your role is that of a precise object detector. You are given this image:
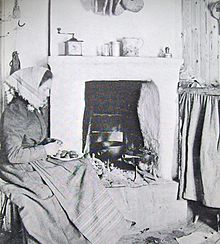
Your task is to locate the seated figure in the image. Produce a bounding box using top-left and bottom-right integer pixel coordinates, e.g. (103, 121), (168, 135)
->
(0, 66), (133, 244)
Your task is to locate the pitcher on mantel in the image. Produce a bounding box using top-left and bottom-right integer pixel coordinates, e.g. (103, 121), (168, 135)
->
(121, 37), (144, 56)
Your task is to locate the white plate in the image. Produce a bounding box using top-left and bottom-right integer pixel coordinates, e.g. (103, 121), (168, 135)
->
(50, 153), (84, 161)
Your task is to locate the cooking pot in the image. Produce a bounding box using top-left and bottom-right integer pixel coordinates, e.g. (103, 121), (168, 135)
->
(93, 141), (125, 160)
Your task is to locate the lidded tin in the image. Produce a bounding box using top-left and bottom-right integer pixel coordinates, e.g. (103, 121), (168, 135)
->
(111, 41), (121, 56)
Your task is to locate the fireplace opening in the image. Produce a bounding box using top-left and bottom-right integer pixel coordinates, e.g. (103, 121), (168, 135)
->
(83, 80), (160, 185)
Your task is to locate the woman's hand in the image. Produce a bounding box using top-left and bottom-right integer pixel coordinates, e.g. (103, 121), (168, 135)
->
(44, 140), (63, 156)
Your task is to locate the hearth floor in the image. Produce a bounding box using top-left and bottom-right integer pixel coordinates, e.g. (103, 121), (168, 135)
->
(119, 220), (220, 244)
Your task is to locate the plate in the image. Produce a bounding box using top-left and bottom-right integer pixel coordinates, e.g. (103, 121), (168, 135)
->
(50, 153), (84, 161)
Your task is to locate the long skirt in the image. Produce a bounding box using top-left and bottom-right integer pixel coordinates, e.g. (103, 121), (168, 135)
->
(0, 158), (128, 244)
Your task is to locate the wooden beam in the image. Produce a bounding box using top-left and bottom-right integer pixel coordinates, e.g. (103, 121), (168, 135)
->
(48, 0), (51, 57)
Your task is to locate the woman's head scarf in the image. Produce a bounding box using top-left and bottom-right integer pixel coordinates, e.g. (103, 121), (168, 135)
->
(4, 66), (51, 110)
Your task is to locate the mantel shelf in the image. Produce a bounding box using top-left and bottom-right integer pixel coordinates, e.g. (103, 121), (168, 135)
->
(49, 55), (183, 66)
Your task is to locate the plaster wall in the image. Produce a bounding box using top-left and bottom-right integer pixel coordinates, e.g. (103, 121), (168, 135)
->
(0, 0), (48, 80)
(51, 0), (182, 58)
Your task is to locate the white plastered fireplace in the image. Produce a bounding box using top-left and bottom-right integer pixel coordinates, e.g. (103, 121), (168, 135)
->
(49, 56), (183, 180)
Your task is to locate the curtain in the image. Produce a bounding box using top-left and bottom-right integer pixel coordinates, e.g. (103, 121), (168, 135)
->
(178, 88), (220, 208)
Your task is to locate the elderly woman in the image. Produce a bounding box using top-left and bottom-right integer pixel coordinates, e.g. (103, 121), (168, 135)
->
(0, 66), (132, 244)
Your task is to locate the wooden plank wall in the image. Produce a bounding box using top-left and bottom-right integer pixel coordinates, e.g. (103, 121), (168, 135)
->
(182, 0), (219, 83)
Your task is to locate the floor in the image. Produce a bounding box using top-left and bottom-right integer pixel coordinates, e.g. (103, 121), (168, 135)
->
(118, 216), (220, 244)
(1, 217), (220, 243)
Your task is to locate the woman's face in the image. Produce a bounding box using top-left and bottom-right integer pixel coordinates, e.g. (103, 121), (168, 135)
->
(38, 79), (52, 107)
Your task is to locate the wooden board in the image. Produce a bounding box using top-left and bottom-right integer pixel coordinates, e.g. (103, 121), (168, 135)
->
(182, 0), (219, 84)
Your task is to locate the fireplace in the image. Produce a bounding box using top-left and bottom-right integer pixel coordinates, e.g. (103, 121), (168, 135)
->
(83, 80), (160, 177)
(48, 56), (187, 229)
(49, 56), (183, 180)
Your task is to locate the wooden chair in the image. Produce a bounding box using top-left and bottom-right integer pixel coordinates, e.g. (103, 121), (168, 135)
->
(0, 179), (27, 243)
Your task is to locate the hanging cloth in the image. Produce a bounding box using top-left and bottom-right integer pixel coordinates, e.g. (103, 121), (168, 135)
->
(178, 88), (220, 208)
